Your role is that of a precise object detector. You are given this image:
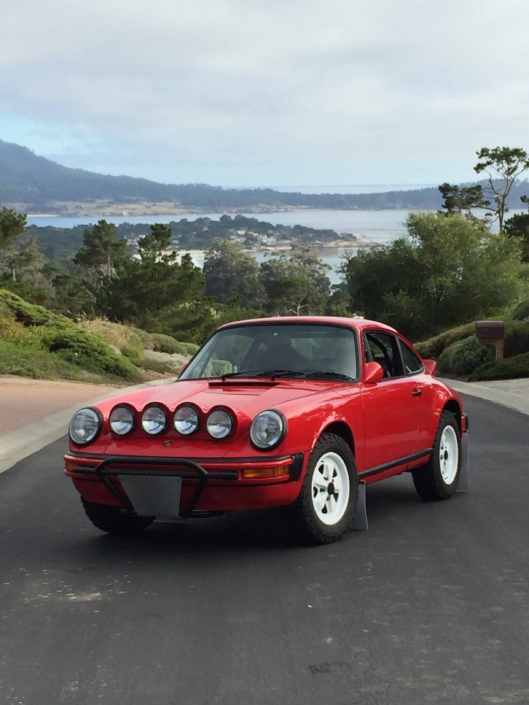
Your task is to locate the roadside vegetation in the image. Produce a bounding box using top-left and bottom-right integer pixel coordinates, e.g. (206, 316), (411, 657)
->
(0, 289), (192, 382)
(1, 145), (529, 382)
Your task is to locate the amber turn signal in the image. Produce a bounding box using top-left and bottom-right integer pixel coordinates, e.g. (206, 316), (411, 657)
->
(241, 465), (290, 480)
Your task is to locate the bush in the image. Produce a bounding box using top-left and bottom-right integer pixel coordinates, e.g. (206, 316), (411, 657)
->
(0, 289), (56, 326)
(77, 319), (145, 363)
(417, 319), (529, 360)
(512, 299), (529, 321)
(415, 323), (475, 359)
(469, 352), (529, 381)
(0, 339), (107, 382)
(150, 333), (194, 356)
(41, 323), (140, 381)
(437, 336), (495, 376)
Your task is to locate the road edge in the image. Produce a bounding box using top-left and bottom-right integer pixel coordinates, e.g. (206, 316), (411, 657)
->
(440, 377), (529, 417)
(0, 378), (172, 475)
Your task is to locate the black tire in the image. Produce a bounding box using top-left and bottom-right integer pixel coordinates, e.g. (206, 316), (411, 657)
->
(285, 432), (359, 545)
(81, 497), (154, 535)
(412, 410), (461, 501)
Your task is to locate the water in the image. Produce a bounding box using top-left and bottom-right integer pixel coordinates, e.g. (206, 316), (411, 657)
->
(27, 209), (413, 285)
(27, 209), (410, 243)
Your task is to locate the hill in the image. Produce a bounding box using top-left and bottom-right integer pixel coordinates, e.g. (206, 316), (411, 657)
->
(0, 140), (443, 210)
(2, 139), (529, 212)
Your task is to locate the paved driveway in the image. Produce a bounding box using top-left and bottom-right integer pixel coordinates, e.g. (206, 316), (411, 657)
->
(0, 395), (528, 704)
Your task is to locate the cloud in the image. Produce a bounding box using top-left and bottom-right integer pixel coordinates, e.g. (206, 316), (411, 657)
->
(1, 0), (529, 184)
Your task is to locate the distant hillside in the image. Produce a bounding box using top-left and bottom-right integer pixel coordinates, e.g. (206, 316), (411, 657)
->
(2, 139), (529, 211)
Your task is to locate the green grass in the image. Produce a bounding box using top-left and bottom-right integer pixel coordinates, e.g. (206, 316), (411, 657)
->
(0, 339), (113, 382)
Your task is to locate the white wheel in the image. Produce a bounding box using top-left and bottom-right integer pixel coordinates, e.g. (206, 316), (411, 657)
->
(439, 426), (459, 485)
(310, 451), (350, 526)
(412, 410), (461, 501)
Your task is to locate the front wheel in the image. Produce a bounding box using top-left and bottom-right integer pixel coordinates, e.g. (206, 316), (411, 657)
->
(81, 497), (154, 535)
(285, 433), (359, 545)
(412, 410), (461, 501)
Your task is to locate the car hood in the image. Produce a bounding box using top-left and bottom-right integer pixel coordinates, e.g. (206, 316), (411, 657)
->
(126, 378), (344, 417)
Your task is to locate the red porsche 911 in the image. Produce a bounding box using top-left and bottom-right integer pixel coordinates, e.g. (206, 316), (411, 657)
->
(65, 317), (468, 544)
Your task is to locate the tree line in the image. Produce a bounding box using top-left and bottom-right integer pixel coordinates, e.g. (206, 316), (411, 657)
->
(1, 146), (528, 345)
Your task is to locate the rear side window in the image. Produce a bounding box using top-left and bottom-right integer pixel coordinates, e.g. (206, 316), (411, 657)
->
(364, 332), (404, 378)
(400, 341), (424, 375)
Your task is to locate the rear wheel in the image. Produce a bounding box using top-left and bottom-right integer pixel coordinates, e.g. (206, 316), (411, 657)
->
(412, 410), (461, 501)
(285, 433), (358, 545)
(81, 497), (154, 535)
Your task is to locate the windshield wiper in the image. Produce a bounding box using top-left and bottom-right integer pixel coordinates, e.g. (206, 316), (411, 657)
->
(300, 370), (356, 382)
(220, 369), (297, 380)
(220, 369), (355, 382)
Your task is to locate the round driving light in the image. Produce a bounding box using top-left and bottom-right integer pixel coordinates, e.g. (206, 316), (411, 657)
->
(142, 405), (167, 435)
(206, 409), (233, 439)
(174, 405), (199, 435)
(250, 410), (285, 450)
(69, 407), (101, 446)
(109, 406), (134, 435)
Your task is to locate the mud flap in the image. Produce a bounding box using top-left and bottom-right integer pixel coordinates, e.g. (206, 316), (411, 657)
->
(457, 429), (470, 493)
(352, 481), (368, 530)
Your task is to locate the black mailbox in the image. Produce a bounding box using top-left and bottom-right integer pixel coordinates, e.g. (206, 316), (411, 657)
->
(475, 321), (504, 343)
(475, 321), (505, 360)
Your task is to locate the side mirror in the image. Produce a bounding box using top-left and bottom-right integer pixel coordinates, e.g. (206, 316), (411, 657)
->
(364, 361), (384, 385)
(423, 359), (437, 376)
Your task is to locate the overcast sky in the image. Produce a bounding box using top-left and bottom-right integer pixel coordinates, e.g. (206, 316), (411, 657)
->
(1, 0), (529, 187)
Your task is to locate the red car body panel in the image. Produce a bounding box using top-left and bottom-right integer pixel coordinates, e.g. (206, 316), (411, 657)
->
(64, 316), (464, 512)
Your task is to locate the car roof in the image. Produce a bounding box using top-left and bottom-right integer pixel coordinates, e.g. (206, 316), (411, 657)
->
(218, 315), (399, 335)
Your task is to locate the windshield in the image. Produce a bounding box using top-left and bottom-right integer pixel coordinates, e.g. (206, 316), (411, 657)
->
(180, 324), (358, 381)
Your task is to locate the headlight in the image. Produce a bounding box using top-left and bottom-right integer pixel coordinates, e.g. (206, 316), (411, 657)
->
(174, 405), (199, 435)
(250, 410), (286, 450)
(206, 409), (233, 439)
(142, 405), (167, 435)
(109, 406), (134, 435)
(69, 407), (101, 446)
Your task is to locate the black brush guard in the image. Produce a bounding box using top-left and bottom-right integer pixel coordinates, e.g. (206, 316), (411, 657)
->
(73, 453), (304, 518)
(73, 456), (238, 517)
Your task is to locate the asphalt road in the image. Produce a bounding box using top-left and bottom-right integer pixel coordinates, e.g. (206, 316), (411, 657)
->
(1, 396), (528, 705)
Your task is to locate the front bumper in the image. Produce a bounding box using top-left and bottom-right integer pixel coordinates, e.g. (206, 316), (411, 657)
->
(65, 453), (305, 516)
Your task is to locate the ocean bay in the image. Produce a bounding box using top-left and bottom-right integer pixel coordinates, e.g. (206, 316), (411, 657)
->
(27, 209), (412, 285)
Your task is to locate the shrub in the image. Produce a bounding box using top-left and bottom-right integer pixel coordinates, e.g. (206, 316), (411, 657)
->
(140, 358), (175, 374)
(40, 323), (140, 381)
(78, 319), (145, 363)
(150, 333), (192, 356)
(437, 336), (495, 376)
(417, 319), (529, 360)
(469, 352), (529, 381)
(415, 323), (475, 360)
(0, 315), (45, 349)
(512, 299), (529, 321)
(0, 339), (105, 382)
(0, 289), (56, 326)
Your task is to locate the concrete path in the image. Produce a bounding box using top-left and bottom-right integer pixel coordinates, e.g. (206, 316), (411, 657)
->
(0, 375), (172, 474)
(0, 376), (117, 436)
(442, 377), (529, 417)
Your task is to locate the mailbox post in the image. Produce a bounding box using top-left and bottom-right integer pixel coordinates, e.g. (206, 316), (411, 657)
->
(475, 321), (505, 361)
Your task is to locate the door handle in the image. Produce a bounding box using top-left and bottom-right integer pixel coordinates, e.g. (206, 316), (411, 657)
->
(411, 388), (422, 397)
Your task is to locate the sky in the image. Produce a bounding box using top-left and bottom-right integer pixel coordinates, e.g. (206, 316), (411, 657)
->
(1, 0), (529, 187)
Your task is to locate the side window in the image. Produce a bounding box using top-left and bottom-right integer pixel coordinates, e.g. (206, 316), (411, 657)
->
(364, 332), (404, 379)
(399, 340), (424, 375)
